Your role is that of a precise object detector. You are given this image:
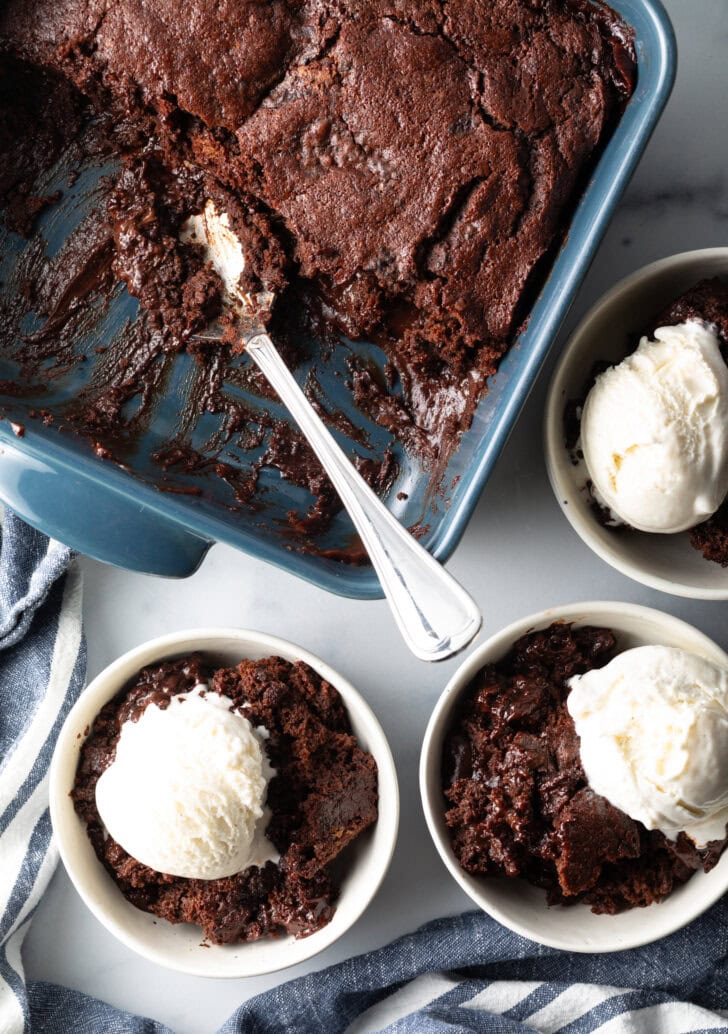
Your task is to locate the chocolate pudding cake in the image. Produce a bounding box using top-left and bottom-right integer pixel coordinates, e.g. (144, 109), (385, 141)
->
(1, 0), (635, 366)
(72, 654), (378, 943)
(442, 623), (726, 914)
(0, 2), (635, 534)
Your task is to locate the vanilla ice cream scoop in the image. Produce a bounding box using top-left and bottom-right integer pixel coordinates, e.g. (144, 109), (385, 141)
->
(580, 320), (728, 533)
(567, 645), (728, 846)
(95, 686), (274, 880)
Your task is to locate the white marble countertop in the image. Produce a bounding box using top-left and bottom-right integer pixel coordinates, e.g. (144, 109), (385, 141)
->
(22, 3), (728, 1031)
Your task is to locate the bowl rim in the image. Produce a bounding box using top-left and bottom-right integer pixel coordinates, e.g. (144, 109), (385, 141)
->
(49, 627), (400, 978)
(544, 246), (728, 601)
(419, 600), (728, 953)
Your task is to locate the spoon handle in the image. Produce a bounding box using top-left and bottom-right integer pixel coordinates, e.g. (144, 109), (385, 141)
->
(246, 332), (482, 662)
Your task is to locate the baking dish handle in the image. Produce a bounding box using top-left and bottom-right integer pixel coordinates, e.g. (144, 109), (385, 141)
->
(0, 437), (211, 578)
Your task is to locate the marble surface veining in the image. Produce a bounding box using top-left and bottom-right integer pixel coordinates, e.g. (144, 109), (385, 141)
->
(22, 3), (728, 1032)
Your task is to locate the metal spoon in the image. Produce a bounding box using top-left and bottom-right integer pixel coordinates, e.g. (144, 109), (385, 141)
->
(184, 202), (482, 662)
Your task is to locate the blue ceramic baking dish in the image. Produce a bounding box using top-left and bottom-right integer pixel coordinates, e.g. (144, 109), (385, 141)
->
(0, 0), (675, 598)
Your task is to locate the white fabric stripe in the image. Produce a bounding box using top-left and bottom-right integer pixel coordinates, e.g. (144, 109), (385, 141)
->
(3, 839), (58, 947)
(527, 984), (630, 1034)
(345, 973), (461, 1034)
(0, 538), (66, 646)
(463, 980), (544, 1015)
(0, 972), (24, 1034)
(0, 977), (24, 1034)
(596, 1001), (728, 1033)
(4, 918), (30, 990)
(0, 778), (51, 928)
(0, 568), (82, 811)
(0, 920), (30, 1034)
(25, 542), (63, 612)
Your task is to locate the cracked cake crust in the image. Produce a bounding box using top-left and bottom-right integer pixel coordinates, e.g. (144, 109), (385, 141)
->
(0, 0), (635, 373)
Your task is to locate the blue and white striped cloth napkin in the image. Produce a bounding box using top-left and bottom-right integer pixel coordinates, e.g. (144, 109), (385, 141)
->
(0, 509), (85, 1033)
(4, 509), (728, 1034)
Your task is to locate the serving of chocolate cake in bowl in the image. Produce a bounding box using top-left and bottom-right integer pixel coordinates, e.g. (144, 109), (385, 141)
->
(545, 249), (728, 600)
(442, 622), (728, 914)
(420, 602), (728, 953)
(50, 629), (399, 977)
(73, 652), (379, 945)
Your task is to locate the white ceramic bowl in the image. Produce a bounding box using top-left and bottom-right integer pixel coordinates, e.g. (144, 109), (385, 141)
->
(545, 248), (728, 599)
(50, 628), (399, 978)
(420, 601), (728, 953)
